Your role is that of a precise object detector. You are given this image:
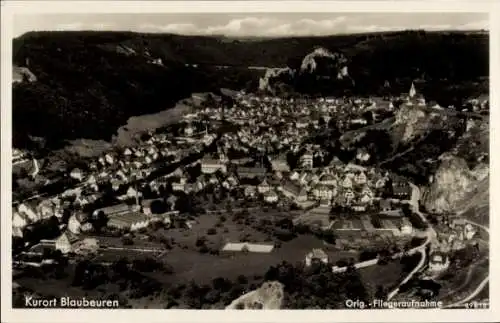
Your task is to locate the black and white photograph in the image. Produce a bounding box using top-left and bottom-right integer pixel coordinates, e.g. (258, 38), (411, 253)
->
(1, 1), (498, 322)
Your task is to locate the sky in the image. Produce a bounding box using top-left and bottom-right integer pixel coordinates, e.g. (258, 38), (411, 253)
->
(13, 12), (489, 38)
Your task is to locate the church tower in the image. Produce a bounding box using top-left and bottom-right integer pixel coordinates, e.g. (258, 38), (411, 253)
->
(409, 82), (417, 99)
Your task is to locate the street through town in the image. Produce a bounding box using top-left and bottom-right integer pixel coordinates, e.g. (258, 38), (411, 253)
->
(386, 183), (436, 301)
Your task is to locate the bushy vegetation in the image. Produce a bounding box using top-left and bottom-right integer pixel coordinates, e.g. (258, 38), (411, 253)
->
(264, 261), (369, 309)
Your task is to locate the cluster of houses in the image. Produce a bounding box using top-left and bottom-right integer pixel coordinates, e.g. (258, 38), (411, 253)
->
(245, 161), (410, 211)
(194, 91), (400, 157)
(427, 218), (479, 273)
(156, 149), (411, 214)
(11, 120), (216, 238)
(12, 86), (422, 263)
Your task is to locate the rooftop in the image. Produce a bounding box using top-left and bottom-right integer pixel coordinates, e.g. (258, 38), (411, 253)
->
(222, 242), (274, 253)
(307, 248), (328, 259)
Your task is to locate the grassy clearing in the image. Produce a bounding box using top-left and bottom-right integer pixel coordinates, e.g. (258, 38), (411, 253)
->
(152, 212), (357, 285)
(358, 260), (405, 298)
(64, 139), (112, 159)
(113, 101), (193, 147)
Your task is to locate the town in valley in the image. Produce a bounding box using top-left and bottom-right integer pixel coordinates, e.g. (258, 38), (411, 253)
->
(10, 14), (490, 310)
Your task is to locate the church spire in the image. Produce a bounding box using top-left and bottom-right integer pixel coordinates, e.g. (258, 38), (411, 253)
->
(409, 81), (417, 98)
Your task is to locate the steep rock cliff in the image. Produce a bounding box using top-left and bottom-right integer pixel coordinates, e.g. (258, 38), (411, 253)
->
(300, 47), (349, 79)
(259, 47), (350, 94)
(258, 67), (293, 92)
(423, 153), (487, 213)
(394, 104), (428, 142)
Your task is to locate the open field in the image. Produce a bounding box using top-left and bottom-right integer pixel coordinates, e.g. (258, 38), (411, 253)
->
(113, 100), (193, 147)
(331, 214), (407, 233)
(64, 139), (112, 158)
(157, 213), (272, 249)
(340, 117), (395, 146)
(293, 213), (330, 228)
(154, 232), (357, 285)
(91, 248), (162, 263)
(81, 234), (164, 249)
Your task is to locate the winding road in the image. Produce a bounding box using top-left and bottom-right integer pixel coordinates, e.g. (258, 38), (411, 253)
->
(442, 219), (489, 309)
(387, 183), (436, 301)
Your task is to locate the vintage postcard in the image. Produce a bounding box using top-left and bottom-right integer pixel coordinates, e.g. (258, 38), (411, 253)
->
(1, 1), (498, 322)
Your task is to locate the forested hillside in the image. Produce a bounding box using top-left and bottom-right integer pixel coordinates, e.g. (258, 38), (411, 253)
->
(12, 30), (488, 148)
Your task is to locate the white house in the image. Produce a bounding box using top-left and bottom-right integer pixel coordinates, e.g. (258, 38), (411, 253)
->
(127, 186), (139, 199)
(400, 218), (413, 235)
(319, 173), (337, 187)
(172, 177), (187, 192)
(271, 157), (290, 173)
(300, 152), (314, 169)
(244, 185), (257, 198)
(289, 171), (300, 181)
(344, 189), (355, 201)
(375, 177), (387, 189)
(263, 190), (278, 203)
(201, 158), (226, 174)
(312, 184), (336, 201)
(428, 251), (450, 272)
(464, 223), (477, 240)
(305, 249), (329, 267)
(296, 188), (309, 203)
(55, 231), (79, 254)
(354, 172), (367, 185)
(342, 176), (353, 189)
(70, 168), (84, 181)
(184, 124), (195, 137)
(18, 203), (39, 222)
(124, 148), (133, 156)
(104, 153), (114, 165)
(360, 193), (373, 205)
(352, 203), (367, 212)
(68, 214), (82, 234)
(258, 179), (271, 194)
(12, 212), (28, 229)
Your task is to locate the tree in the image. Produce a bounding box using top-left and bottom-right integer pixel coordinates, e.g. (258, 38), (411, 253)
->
(212, 277), (232, 292)
(91, 211), (108, 232)
(237, 275), (248, 285)
(150, 199), (167, 214)
(374, 285), (387, 300)
(195, 237), (207, 247)
(122, 236), (134, 245)
(362, 111), (374, 124)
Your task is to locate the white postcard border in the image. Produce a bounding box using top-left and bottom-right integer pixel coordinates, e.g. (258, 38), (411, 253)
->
(1, 1), (499, 322)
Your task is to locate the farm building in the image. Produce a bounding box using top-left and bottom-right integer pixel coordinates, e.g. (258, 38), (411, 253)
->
(221, 242), (274, 253)
(93, 203), (139, 217)
(428, 251), (450, 272)
(73, 238), (99, 255)
(305, 248), (329, 267)
(201, 158), (226, 174)
(400, 218), (413, 235)
(55, 231), (79, 254)
(263, 190), (278, 203)
(107, 212), (150, 231)
(237, 166), (267, 179)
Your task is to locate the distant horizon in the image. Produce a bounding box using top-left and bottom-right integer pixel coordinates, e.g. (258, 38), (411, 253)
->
(12, 13), (489, 39)
(14, 27), (489, 41)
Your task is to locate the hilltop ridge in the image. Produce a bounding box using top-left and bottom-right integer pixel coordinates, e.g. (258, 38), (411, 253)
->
(12, 30), (488, 149)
